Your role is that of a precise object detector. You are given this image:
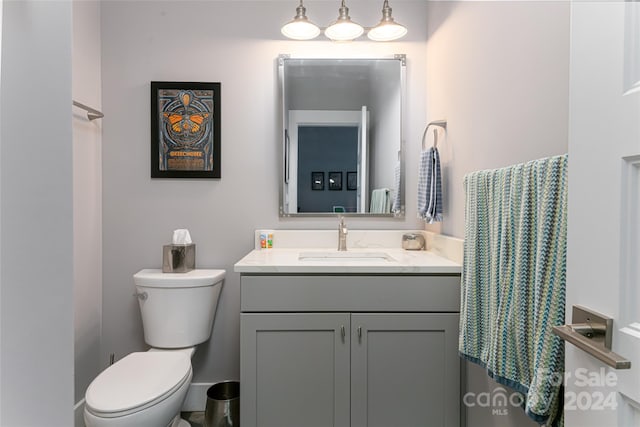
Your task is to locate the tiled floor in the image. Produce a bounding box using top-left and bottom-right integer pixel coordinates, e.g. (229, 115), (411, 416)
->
(182, 411), (205, 427)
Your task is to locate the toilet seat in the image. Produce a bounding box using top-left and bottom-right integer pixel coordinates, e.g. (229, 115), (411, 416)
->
(85, 352), (192, 418)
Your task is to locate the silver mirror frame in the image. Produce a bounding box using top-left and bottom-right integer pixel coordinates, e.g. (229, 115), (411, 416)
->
(278, 54), (406, 218)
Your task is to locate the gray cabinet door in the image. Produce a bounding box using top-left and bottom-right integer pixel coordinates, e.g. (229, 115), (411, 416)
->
(241, 313), (351, 427)
(350, 313), (460, 427)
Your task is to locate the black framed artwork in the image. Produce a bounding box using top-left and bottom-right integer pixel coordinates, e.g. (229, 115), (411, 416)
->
(311, 172), (324, 190)
(347, 171), (357, 191)
(151, 81), (221, 178)
(328, 172), (343, 191)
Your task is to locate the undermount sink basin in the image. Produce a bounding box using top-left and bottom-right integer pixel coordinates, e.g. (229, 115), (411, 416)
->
(298, 251), (396, 262)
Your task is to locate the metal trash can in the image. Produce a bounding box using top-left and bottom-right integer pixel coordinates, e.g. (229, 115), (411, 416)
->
(204, 381), (240, 427)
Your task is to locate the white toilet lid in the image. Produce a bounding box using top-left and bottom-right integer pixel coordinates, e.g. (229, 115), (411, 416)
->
(85, 352), (191, 415)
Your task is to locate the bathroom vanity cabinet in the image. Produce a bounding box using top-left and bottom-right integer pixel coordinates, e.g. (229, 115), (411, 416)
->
(239, 274), (462, 427)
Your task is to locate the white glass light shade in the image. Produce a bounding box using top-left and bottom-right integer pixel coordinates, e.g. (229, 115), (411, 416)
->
(325, 0), (363, 41)
(281, 1), (320, 40)
(367, 21), (407, 41)
(281, 19), (321, 40)
(367, 0), (407, 41)
(325, 20), (364, 41)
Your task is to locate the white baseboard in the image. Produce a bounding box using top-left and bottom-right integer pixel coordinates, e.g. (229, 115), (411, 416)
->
(182, 382), (214, 412)
(74, 399), (85, 427)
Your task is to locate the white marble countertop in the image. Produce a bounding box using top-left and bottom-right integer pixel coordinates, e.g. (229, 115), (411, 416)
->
(234, 228), (463, 274)
(234, 247), (461, 274)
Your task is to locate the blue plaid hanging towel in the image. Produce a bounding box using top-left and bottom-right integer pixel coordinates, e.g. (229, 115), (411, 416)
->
(417, 147), (443, 223)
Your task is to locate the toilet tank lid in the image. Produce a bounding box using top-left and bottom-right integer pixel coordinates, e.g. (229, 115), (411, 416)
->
(134, 269), (226, 288)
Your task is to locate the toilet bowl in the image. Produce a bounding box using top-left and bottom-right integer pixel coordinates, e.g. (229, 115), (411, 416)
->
(84, 351), (193, 427)
(84, 269), (225, 427)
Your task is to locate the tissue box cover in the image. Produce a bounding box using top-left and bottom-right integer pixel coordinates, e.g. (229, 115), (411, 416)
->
(162, 244), (196, 273)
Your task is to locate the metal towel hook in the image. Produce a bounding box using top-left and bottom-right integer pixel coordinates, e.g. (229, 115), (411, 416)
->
(421, 120), (447, 150)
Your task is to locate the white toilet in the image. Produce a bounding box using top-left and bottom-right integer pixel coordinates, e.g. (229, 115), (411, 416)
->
(84, 269), (225, 427)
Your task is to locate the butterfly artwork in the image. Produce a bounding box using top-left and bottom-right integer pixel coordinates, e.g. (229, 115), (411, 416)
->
(151, 82), (221, 178)
(162, 92), (210, 141)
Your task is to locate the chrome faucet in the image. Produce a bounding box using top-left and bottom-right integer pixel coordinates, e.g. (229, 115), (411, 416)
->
(338, 216), (348, 251)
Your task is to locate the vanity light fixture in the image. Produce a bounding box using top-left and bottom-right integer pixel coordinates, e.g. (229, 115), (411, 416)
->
(367, 0), (407, 42)
(281, 0), (321, 41)
(281, 0), (407, 42)
(324, 0), (364, 41)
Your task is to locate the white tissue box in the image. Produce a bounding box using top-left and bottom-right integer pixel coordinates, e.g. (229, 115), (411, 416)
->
(162, 244), (195, 273)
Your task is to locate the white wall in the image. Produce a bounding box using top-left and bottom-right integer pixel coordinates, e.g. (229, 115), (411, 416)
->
(425, 2), (569, 426)
(426, 1), (570, 239)
(100, 0), (428, 388)
(73, 0), (102, 414)
(0, 0), (4, 417)
(0, 1), (74, 425)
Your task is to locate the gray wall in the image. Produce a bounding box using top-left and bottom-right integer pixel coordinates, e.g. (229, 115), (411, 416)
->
(100, 0), (429, 384)
(0, 1), (74, 425)
(425, 2), (569, 426)
(73, 0), (103, 409)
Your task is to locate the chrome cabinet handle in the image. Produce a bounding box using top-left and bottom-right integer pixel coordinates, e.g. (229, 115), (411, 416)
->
(357, 326), (362, 340)
(340, 325), (346, 341)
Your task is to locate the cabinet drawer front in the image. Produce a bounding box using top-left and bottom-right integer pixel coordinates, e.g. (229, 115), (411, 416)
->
(241, 275), (461, 312)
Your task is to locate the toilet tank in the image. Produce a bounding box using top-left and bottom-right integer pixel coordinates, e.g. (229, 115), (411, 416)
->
(133, 269), (225, 348)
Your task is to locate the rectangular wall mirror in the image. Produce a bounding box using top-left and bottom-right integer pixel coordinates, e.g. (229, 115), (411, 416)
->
(279, 55), (406, 217)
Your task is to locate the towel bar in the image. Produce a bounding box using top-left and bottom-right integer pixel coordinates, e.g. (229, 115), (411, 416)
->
(421, 120), (447, 149)
(73, 100), (104, 121)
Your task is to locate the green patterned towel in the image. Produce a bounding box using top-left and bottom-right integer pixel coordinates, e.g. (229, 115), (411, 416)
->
(459, 154), (568, 426)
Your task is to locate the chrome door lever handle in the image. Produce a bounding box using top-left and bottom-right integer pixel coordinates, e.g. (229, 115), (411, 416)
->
(553, 305), (630, 369)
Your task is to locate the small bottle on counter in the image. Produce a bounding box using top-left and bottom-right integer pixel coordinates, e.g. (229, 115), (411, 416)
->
(260, 230), (274, 249)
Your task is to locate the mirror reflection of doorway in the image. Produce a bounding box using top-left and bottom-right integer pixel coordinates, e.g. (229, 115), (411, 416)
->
(286, 109), (369, 214)
(297, 126), (358, 213)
